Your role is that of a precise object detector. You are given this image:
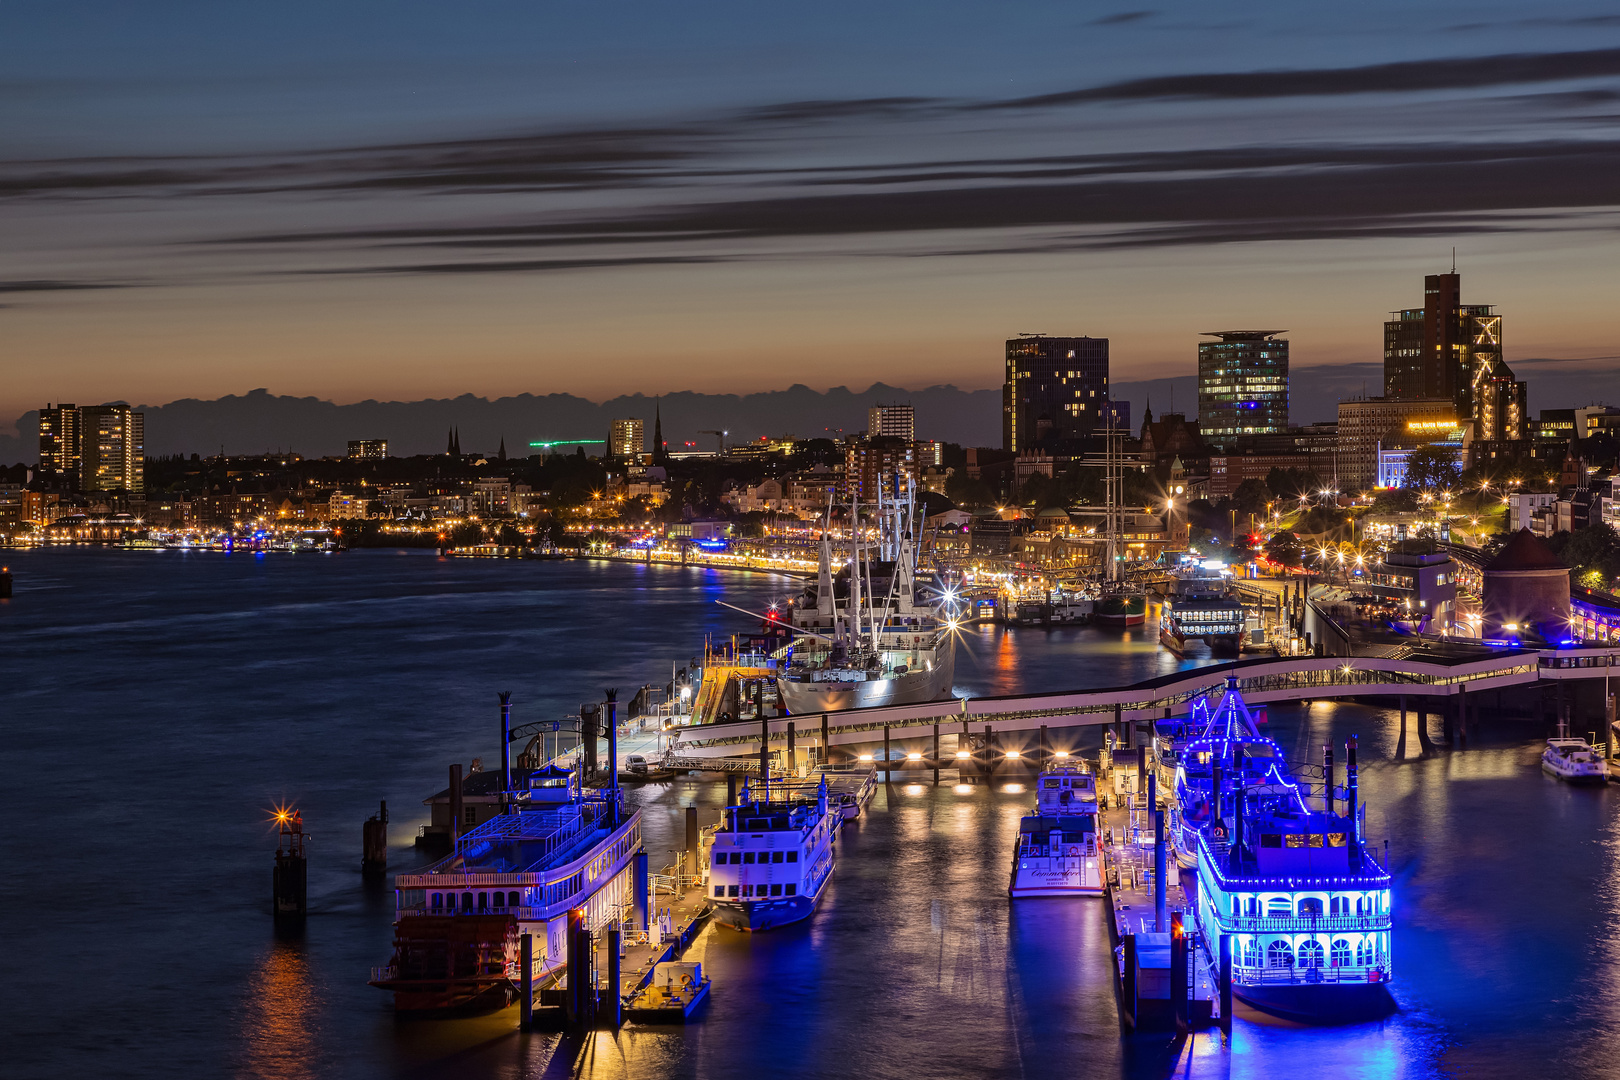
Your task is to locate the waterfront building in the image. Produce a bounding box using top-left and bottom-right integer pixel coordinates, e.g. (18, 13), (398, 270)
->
(37, 404), (81, 487)
(1383, 271), (1526, 441)
(1365, 545), (1457, 634)
(1482, 529), (1571, 642)
(1197, 331), (1289, 449)
(1003, 334), (1110, 452)
(346, 439), (388, 460)
(1335, 397), (1455, 492)
(867, 403), (915, 441)
(79, 405), (145, 492)
(610, 417), (646, 460)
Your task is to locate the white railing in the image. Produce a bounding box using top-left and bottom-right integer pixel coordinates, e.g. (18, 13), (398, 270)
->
(1234, 965), (1388, 986)
(1221, 914), (1392, 934)
(369, 965), (397, 983)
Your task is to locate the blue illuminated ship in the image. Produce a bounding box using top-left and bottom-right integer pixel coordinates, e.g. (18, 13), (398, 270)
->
(708, 776), (838, 931)
(1165, 680), (1284, 869)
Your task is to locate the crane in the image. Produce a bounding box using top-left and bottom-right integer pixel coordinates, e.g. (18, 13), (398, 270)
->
(698, 430), (727, 454)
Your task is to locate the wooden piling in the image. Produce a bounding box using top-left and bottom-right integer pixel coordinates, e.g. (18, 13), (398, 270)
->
(1170, 912), (1188, 1036)
(520, 932), (534, 1029)
(362, 800), (388, 876)
(1219, 933), (1233, 1035)
(821, 713), (830, 765)
(1122, 935), (1138, 1028)
(932, 723), (940, 786)
(605, 928), (623, 1028)
(787, 721), (796, 775)
(684, 806), (698, 877)
(883, 725), (892, 782)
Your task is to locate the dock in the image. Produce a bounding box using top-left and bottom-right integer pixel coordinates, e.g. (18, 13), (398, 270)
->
(1096, 749), (1220, 1033)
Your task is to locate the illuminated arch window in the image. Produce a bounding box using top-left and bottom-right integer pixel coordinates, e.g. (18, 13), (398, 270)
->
(1243, 939), (1262, 967)
(1356, 938), (1375, 966)
(1298, 897), (1323, 918)
(1298, 940), (1325, 969)
(1331, 939), (1352, 967)
(1267, 940), (1294, 968)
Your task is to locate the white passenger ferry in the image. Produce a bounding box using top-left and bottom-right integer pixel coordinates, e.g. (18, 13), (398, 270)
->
(1542, 722), (1607, 785)
(708, 776), (839, 931)
(1009, 758), (1103, 897)
(370, 764), (641, 1014)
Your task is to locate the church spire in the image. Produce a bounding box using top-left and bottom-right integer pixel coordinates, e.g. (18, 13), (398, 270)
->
(447, 427), (456, 456)
(652, 398), (666, 466)
(497, 435), (506, 461)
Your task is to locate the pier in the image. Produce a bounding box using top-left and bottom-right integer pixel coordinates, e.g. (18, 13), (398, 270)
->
(672, 644), (1620, 761)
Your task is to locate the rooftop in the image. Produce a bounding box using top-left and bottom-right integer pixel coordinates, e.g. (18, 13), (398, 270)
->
(1485, 529), (1569, 573)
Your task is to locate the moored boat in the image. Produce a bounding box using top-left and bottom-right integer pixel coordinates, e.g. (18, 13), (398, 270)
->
(1543, 737), (1607, 784)
(369, 764), (641, 1014)
(708, 776), (839, 931)
(1009, 758), (1103, 897)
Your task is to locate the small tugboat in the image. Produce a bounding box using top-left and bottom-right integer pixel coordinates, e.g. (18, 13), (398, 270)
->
(369, 763), (642, 1014)
(1191, 732), (1395, 1022)
(1009, 757), (1103, 897)
(1543, 720), (1607, 785)
(709, 776), (839, 931)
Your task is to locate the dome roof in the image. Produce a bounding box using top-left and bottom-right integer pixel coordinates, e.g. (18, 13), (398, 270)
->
(1036, 506), (1071, 519)
(1485, 529), (1569, 572)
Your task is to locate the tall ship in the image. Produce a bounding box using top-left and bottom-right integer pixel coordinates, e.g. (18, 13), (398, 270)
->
(708, 776), (839, 930)
(775, 479), (956, 713)
(1178, 681), (1395, 1021)
(1159, 562), (1246, 656)
(1091, 423), (1147, 628)
(369, 764), (641, 1014)
(1008, 758), (1104, 897)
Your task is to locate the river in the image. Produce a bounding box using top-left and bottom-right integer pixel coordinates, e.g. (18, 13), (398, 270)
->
(2, 548), (1616, 1079)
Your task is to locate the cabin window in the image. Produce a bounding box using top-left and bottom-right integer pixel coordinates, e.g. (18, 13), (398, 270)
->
(491, 892), (504, 909)
(1267, 898), (1292, 917)
(477, 892), (488, 910)
(1232, 897), (1241, 916)
(1245, 897), (1258, 916)
(1298, 898), (1323, 918)
(1285, 834), (1306, 848)
(742, 885), (753, 897)
(772, 852), (784, 864)
(1243, 939), (1261, 967)
(431, 893), (443, 910)
(1329, 896), (1345, 916)
(1267, 940), (1294, 968)
(1298, 940), (1324, 969)
(787, 852), (798, 863)
(786, 884), (797, 896)
(744, 852), (756, 864)
(1307, 834), (1324, 848)
(1326, 832), (1347, 847)
(771, 884), (783, 896)
(1356, 939), (1374, 965)
(1331, 939), (1352, 967)
(728, 885), (739, 898)
(715, 886), (724, 897)
(1260, 834), (1282, 848)
(509, 892), (520, 908)
(463, 807), (477, 826)
(461, 894), (474, 912)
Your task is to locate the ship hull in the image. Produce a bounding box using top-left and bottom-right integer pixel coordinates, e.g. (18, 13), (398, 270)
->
(1233, 979), (1395, 1022)
(376, 979), (517, 1015)
(713, 864), (832, 931)
(779, 645), (955, 714)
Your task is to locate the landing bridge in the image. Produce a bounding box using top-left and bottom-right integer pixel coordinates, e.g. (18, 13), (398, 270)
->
(669, 645), (1620, 760)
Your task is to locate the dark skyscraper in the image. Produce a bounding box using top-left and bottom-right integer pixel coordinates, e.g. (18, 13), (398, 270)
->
(37, 403), (81, 487)
(1002, 335), (1110, 452)
(1196, 330), (1289, 449)
(1384, 271), (1525, 441)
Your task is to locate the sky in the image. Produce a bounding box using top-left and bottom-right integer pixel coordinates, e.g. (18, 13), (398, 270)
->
(5, 0), (1620, 434)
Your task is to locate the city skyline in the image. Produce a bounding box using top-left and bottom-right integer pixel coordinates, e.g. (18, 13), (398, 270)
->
(6, 3), (1620, 428)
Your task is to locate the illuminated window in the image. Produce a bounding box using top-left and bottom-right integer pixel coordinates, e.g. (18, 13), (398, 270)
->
(1267, 940), (1294, 968)
(1331, 939), (1352, 967)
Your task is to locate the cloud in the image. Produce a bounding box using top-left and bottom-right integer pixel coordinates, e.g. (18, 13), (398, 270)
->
(299, 254), (727, 277)
(1090, 11), (1155, 26)
(979, 47), (1620, 109)
(0, 278), (122, 292)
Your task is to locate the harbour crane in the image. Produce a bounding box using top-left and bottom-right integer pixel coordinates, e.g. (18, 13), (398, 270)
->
(698, 430), (727, 454)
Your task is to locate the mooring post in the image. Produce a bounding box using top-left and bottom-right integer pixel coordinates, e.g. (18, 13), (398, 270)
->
(787, 721), (796, 776)
(1039, 724), (1049, 765)
(634, 851), (649, 931)
(1457, 684), (1468, 748)
(1416, 702), (1433, 752)
(1171, 912), (1188, 1036)
(449, 763), (463, 845)
(605, 689), (620, 814)
(1136, 744), (1147, 809)
(1154, 806), (1166, 933)
(1118, 702), (1129, 748)
(759, 713), (770, 795)
(520, 932), (534, 1030)
(932, 723), (940, 786)
(499, 691), (513, 814)
(821, 713), (830, 765)
(566, 908), (583, 1030)
(1219, 933), (1233, 1035)
(605, 927), (623, 1028)
(883, 725), (892, 782)
(726, 773), (738, 806)
(1122, 934), (1138, 1028)
(684, 806), (699, 877)
(362, 800), (388, 876)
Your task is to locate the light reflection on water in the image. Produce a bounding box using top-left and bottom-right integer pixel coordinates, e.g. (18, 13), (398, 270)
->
(4, 549), (1616, 1079)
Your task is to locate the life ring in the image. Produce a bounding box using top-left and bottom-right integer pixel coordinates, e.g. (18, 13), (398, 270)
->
(1067, 845), (1080, 857)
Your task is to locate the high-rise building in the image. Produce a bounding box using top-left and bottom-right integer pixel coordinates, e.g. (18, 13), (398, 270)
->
(1384, 271), (1525, 441)
(1003, 335), (1110, 452)
(867, 404), (915, 442)
(37, 404), (81, 486)
(78, 404), (144, 492)
(1197, 331), (1289, 449)
(844, 436), (919, 503)
(347, 439), (388, 460)
(609, 418), (646, 460)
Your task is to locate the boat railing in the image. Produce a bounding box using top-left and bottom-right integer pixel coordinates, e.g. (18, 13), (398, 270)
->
(369, 965), (397, 983)
(1233, 964), (1388, 986)
(1222, 914), (1392, 934)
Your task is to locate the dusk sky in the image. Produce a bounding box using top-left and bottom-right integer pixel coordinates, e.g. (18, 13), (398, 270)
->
(7, 0), (1620, 434)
